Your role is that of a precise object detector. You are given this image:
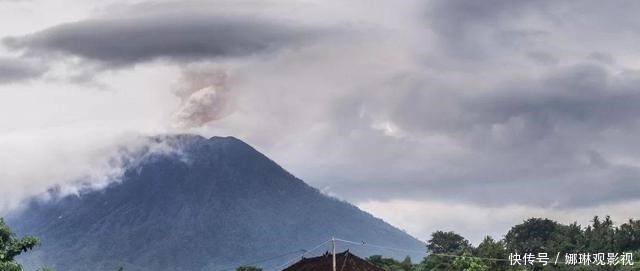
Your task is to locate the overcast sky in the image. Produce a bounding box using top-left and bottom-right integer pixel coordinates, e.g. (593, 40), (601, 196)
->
(2, 0), (640, 244)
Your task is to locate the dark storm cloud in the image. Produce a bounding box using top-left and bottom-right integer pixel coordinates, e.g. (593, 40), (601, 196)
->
(424, 0), (550, 59)
(384, 65), (636, 139)
(312, 62), (640, 208)
(315, 0), (640, 209)
(423, 0), (640, 63)
(0, 57), (46, 84)
(3, 13), (321, 67)
(474, 66), (640, 131)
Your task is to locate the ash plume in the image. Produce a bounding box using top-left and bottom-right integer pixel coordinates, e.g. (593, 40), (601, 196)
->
(172, 68), (233, 128)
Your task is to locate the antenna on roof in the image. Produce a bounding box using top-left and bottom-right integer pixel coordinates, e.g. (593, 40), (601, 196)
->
(332, 236), (337, 271)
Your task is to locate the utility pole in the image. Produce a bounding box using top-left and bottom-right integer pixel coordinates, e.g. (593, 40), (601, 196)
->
(332, 236), (336, 271)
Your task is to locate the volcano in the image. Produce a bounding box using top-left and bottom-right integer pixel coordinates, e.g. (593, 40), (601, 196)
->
(8, 135), (425, 271)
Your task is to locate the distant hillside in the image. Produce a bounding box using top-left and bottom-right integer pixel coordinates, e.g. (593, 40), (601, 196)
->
(8, 135), (425, 271)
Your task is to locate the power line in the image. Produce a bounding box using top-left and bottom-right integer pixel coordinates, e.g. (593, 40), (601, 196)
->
(213, 249), (307, 271)
(336, 237), (597, 265)
(335, 238), (426, 255)
(274, 239), (332, 271)
(334, 237), (528, 263)
(210, 239), (333, 271)
(217, 236), (580, 271)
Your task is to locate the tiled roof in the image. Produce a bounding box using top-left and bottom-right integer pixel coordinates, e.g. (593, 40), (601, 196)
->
(282, 250), (386, 271)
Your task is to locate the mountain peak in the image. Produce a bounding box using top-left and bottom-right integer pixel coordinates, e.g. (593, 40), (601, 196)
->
(207, 135), (255, 151)
(156, 134), (252, 151)
(11, 135), (425, 271)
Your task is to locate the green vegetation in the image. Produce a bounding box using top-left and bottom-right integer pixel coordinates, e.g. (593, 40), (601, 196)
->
(367, 255), (414, 271)
(3, 215), (640, 271)
(367, 216), (640, 271)
(0, 218), (40, 271)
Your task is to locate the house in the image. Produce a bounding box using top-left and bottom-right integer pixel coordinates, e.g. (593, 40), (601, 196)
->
(282, 250), (386, 271)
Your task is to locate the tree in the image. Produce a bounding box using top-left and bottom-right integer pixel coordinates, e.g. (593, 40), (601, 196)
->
(420, 231), (471, 271)
(451, 251), (488, 271)
(505, 218), (563, 255)
(0, 218), (40, 271)
(616, 219), (640, 252)
(475, 236), (508, 271)
(400, 256), (413, 271)
(427, 231), (471, 254)
(421, 216), (640, 271)
(584, 216), (616, 253)
(554, 222), (586, 254)
(367, 255), (410, 271)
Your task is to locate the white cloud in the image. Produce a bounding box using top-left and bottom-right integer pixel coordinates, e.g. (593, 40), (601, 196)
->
(0, 62), (181, 214)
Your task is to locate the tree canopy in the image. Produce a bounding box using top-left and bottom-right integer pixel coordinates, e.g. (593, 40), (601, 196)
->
(375, 216), (640, 271)
(0, 218), (41, 271)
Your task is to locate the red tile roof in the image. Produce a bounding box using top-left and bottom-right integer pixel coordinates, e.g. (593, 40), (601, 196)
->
(282, 250), (386, 271)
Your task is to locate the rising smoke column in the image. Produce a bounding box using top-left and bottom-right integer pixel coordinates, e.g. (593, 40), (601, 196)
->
(172, 68), (233, 128)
